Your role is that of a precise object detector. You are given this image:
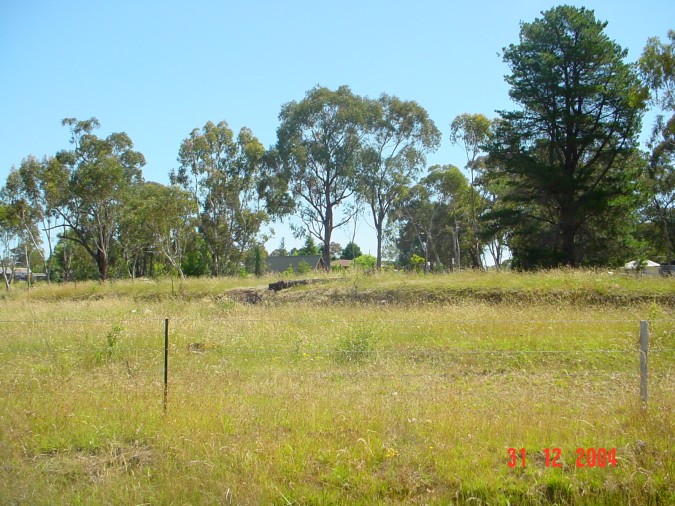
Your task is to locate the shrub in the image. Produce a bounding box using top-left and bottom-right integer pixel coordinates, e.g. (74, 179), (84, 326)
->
(409, 254), (425, 271)
(354, 254), (376, 270)
(297, 260), (312, 274)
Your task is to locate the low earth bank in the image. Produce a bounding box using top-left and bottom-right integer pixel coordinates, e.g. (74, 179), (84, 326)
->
(2, 272), (673, 308)
(267, 284), (675, 307)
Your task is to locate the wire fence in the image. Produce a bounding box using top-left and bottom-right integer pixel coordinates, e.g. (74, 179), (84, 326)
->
(1, 317), (673, 409)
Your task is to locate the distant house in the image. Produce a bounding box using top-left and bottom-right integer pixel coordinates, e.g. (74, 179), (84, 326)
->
(0, 267), (19, 280)
(266, 255), (325, 273)
(12, 267), (31, 281)
(624, 260), (661, 276)
(0, 267), (46, 282)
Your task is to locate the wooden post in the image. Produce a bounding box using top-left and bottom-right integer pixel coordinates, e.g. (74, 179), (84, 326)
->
(640, 320), (648, 406)
(164, 318), (169, 413)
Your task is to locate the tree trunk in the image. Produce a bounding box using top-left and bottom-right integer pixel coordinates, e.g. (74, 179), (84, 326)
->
(97, 249), (108, 281)
(24, 244), (31, 290)
(559, 200), (579, 267)
(2, 268), (10, 292)
(561, 225), (577, 267)
(469, 166), (483, 270)
(453, 220), (461, 271)
(44, 218), (54, 284)
(63, 243), (71, 282)
(375, 221), (383, 271)
(322, 203), (333, 270)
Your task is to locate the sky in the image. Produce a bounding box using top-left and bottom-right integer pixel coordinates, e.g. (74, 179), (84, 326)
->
(1, 0), (672, 257)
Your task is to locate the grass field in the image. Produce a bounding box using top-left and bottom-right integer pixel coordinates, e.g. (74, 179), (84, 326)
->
(0, 271), (673, 504)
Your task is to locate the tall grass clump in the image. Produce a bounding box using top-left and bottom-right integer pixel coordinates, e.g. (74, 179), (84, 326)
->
(333, 323), (379, 364)
(102, 323), (123, 362)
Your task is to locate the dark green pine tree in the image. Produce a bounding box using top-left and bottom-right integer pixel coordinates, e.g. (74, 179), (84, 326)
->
(485, 6), (648, 267)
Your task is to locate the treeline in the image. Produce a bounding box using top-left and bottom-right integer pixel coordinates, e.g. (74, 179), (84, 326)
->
(1, 6), (673, 286)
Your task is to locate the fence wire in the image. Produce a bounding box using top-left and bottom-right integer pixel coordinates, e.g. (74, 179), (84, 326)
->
(1, 319), (672, 400)
(2, 317), (675, 324)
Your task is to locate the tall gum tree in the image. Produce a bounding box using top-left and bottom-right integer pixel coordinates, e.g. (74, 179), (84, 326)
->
(126, 182), (197, 279)
(450, 113), (493, 269)
(0, 203), (20, 290)
(171, 121), (268, 276)
(275, 85), (368, 269)
(487, 6), (647, 267)
(49, 118), (146, 280)
(392, 165), (470, 271)
(640, 30), (675, 263)
(359, 95), (440, 270)
(2, 158), (51, 282)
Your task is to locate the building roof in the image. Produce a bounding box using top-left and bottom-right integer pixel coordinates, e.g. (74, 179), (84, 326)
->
(266, 255), (323, 273)
(624, 260), (660, 268)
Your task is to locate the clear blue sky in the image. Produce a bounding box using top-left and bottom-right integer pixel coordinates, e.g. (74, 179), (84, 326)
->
(1, 1), (672, 257)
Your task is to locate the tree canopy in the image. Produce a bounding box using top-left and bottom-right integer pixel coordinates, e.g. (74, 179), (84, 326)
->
(358, 94), (440, 269)
(485, 6), (647, 267)
(639, 30), (675, 263)
(170, 121), (270, 276)
(49, 118), (146, 280)
(275, 85), (368, 269)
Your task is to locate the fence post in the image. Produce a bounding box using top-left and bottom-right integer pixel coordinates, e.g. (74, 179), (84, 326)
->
(640, 320), (648, 407)
(164, 318), (169, 413)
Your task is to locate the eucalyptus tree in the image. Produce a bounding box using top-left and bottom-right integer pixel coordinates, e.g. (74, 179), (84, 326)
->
(473, 157), (509, 269)
(450, 113), (493, 268)
(116, 182), (153, 278)
(422, 165), (472, 270)
(2, 168), (42, 284)
(2, 156), (59, 282)
(0, 203), (20, 290)
(128, 182), (197, 279)
(640, 30), (675, 126)
(391, 183), (439, 270)
(275, 85), (368, 269)
(171, 121), (268, 276)
(486, 6), (647, 267)
(640, 30), (675, 262)
(358, 95), (440, 269)
(47, 118), (146, 280)
(392, 165), (471, 271)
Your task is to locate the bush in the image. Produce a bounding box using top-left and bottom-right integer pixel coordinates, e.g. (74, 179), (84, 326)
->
(409, 254), (425, 271)
(354, 254), (376, 270)
(297, 260), (312, 274)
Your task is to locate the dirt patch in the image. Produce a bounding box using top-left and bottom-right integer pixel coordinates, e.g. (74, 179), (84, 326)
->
(32, 442), (154, 484)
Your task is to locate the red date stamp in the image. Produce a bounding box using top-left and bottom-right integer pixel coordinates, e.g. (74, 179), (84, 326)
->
(507, 447), (617, 468)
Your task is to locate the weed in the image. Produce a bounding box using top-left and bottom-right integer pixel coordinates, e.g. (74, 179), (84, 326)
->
(647, 301), (661, 326)
(95, 323), (124, 363)
(334, 324), (379, 364)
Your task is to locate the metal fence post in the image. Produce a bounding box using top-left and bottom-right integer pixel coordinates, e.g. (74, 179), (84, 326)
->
(164, 318), (169, 413)
(640, 320), (648, 407)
